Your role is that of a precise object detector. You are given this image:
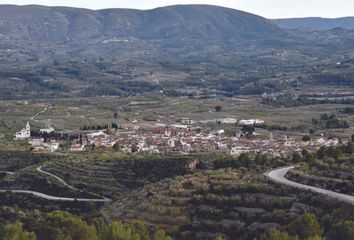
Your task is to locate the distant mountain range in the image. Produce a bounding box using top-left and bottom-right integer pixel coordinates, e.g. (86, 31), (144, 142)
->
(275, 17), (354, 30)
(0, 4), (353, 61)
(0, 4), (354, 100)
(0, 4), (282, 42)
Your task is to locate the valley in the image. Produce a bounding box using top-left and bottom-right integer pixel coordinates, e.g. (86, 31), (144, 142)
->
(0, 3), (354, 240)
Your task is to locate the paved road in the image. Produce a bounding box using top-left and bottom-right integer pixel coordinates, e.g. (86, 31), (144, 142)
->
(30, 107), (51, 121)
(0, 166), (111, 202)
(37, 166), (78, 190)
(0, 171), (15, 175)
(267, 166), (354, 205)
(0, 189), (109, 202)
(37, 166), (111, 201)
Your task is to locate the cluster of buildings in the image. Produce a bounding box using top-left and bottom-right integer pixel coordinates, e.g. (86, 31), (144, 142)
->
(15, 122), (59, 152)
(70, 130), (117, 151)
(14, 118), (340, 156)
(15, 122), (31, 140)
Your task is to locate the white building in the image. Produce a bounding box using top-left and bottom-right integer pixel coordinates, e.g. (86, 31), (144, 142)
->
(238, 119), (264, 125)
(39, 127), (55, 134)
(216, 129), (225, 135)
(28, 138), (44, 146)
(87, 130), (106, 139)
(15, 122), (31, 140)
(219, 118), (237, 124)
(230, 146), (251, 156)
(170, 124), (190, 129)
(43, 141), (59, 152)
(70, 144), (86, 152)
(181, 118), (195, 124)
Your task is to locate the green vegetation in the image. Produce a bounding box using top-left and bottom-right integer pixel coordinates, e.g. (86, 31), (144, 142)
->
(107, 162), (354, 239)
(0, 211), (172, 240)
(261, 228), (297, 240)
(288, 213), (323, 239)
(286, 142), (354, 195)
(260, 213), (354, 240)
(2, 4), (354, 240)
(1, 143), (354, 239)
(1, 222), (36, 240)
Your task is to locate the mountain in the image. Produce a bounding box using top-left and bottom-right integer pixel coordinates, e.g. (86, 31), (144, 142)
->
(0, 4), (282, 42)
(2, 4), (354, 100)
(275, 17), (354, 30)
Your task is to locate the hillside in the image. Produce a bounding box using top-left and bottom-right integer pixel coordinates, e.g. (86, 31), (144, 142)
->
(1, 4), (354, 100)
(0, 4), (282, 42)
(275, 17), (354, 30)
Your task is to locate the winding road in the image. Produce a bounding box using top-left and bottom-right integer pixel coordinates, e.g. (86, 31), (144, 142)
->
(0, 166), (111, 202)
(267, 166), (354, 205)
(30, 107), (52, 121)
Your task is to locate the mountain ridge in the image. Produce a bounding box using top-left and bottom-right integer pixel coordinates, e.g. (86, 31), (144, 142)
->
(0, 4), (282, 42)
(275, 17), (354, 30)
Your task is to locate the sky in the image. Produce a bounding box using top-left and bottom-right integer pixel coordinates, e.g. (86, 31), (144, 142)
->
(0, 0), (354, 19)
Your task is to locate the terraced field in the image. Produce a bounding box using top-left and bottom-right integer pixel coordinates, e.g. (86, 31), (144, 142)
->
(286, 153), (354, 195)
(43, 154), (196, 198)
(107, 168), (354, 239)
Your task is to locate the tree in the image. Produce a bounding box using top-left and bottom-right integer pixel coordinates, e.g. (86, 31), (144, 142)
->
(113, 143), (120, 152)
(1, 221), (36, 240)
(215, 105), (222, 112)
(302, 135), (311, 142)
(306, 236), (322, 240)
(99, 222), (171, 240)
(130, 222), (151, 240)
(242, 125), (255, 135)
(37, 211), (97, 240)
(328, 221), (354, 240)
(113, 112), (119, 119)
(345, 141), (354, 154)
(292, 153), (302, 163)
(152, 230), (173, 240)
(260, 228), (297, 240)
(99, 222), (137, 240)
(288, 213), (323, 239)
(321, 113), (329, 120)
(321, 214), (336, 234)
(333, 148), (343, 160)
(316, 147), (326, 160)
(131, 143), (139, 153)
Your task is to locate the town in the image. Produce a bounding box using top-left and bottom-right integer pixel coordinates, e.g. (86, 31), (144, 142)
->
(14, 117), (340, 157)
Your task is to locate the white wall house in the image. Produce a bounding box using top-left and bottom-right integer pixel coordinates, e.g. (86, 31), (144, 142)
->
(238, 119), (264, 125)
(39, 127), (55, 134)
(220, 118), (237, 124)
(15, 122), (31, 140)
(43, 141), (60, 152)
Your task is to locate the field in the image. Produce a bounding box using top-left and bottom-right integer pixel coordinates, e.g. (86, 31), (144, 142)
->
(1, 95), (354, 144)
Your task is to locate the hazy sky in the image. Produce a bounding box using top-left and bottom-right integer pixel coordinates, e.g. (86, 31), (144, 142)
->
(0, 0), (354, 19)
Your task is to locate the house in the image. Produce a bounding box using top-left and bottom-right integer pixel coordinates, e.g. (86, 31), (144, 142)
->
(170, 124), (191, 129)
(230, 146), (251, 156)
(43, 141), (59, 152)
(220, 118), (237, 124)
(70, 144), (86, 151)
(39, 127), (55, 134)
(28, 138), (44, 146)
(216, 129), (225, 135)
(87, 130), (106, 139)
(181, 118), (195, 124)
(238, 119), (264, 125)
(15, 122), (31, 140)
(70, 138), (87, 151)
